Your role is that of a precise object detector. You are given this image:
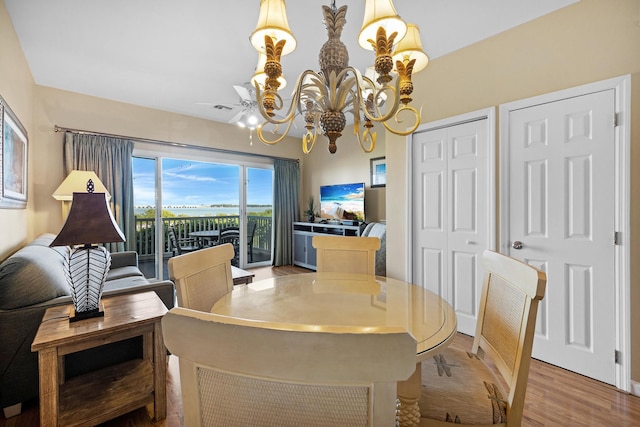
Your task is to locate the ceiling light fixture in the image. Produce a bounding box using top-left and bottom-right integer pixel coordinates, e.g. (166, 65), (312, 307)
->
(250, 0), (428, 154)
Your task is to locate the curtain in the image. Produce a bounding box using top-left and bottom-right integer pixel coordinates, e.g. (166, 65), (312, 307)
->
(272, 159), (299, 266)
(64, 133), (135, 252)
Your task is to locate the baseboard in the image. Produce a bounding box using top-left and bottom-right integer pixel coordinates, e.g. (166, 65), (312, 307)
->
(632, 380), (640, 397)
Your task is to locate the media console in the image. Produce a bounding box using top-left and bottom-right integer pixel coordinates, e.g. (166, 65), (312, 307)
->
(292, 221), (365, 270)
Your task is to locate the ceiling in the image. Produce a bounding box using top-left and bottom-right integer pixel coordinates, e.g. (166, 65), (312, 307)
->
(5, 0), (578, 135)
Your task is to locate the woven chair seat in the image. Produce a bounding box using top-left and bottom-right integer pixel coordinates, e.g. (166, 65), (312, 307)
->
(421, 347), (507, 425)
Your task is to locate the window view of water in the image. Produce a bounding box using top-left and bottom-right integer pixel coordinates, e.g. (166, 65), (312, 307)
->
(134, 206), (272, 217)
(132, 157), (273, 218)
(132, 156), (274, 271)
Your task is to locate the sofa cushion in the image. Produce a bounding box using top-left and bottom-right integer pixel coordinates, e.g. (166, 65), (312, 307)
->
(0, 245), (70, 310)
(106, 265), (144, 281)
(362, 222), (386, 276)
(103, 275), (155, 293)
(26, 233), (57, 247)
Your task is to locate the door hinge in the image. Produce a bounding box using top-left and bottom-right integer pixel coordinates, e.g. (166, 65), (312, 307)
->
(614, 113), (621, 127)
(615, 350), (622, 365)
(614, 231), (622, 245)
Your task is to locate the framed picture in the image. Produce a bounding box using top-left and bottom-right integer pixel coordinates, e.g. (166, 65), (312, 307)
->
(0, 96), (28, 209)
(370, 156), (386, 188)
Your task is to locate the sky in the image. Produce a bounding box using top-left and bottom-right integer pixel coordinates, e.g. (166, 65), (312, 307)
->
(132, 157), (273, 207)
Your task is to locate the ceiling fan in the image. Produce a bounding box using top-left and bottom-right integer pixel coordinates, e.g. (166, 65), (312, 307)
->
(197, 82), (295, 143)
(195, 82), (259, 129)
(228, 83), (260, 130)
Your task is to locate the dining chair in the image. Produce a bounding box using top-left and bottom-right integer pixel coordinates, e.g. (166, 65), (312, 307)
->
(167, 243), (235, 312)
(420, 250), (547, 427)
(162, 306), (417, 427)
(312, 235), (380, 275)
(167, 225), (199, 256)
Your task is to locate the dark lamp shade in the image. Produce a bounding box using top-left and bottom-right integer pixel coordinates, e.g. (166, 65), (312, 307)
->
(50, 192), (125, 247)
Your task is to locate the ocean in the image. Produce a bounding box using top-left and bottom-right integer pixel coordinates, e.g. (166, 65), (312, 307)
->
(134, 206), (272, 217)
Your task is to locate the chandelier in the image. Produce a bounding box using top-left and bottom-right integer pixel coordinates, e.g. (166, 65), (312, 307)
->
(249, 0), (428, 154)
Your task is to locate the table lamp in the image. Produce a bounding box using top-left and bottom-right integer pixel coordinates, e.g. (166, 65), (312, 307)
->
(52, 170), (111, 219)
(50, 179), (125, 322)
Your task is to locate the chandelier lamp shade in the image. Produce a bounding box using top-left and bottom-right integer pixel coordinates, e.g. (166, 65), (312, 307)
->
(250, 0), (428, 154)
(50, 180), (125, 322)
(250, 0), (296, 55)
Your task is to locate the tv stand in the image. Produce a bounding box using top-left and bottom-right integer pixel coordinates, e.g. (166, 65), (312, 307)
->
(292, 221), (365, 270)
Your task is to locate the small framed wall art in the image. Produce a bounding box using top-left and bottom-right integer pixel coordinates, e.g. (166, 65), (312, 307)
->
(370, 156), (386, 188)
(0, 96), (28, 209)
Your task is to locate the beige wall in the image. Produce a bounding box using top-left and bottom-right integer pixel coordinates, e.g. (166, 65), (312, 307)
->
(381, 0), (640, 381)
(0, 0), (34, 259)
(300, 127), (386, 222)
(32, 86), (302, 237)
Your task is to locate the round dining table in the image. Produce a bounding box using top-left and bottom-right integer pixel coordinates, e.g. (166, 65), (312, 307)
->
(210, 272), (457, 427)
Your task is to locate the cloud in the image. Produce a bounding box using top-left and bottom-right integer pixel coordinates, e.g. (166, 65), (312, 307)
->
(163, 171), (221, 183)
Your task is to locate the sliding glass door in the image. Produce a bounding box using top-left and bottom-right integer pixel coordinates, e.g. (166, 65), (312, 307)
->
(133, 154), (273, 280)
(132, 157), (159, 279)
(246, 167), (274, 265)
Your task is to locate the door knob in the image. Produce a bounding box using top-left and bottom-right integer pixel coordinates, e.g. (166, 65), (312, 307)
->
(512, 240), (523, 250)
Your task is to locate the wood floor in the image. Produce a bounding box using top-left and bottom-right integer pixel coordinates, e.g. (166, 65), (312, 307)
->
(3, 265), (639, 427)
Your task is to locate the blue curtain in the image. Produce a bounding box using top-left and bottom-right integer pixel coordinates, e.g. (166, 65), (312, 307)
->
(64, 133), (135, 252)
(272, 159), (299, 266)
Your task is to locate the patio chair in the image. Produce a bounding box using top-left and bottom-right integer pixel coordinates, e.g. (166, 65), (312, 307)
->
(312, 235), (380, 275)
(168, 243), (235, 312)
(420, 250), (546, 426)
(219, 227), (240, 267)
(167, 225), (199, 256)
(162, 307), (417, 427)
(247, 221), (257, 262)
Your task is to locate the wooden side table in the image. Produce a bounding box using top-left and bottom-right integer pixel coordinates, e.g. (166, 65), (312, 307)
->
(231, 265), (255, 285)
(31, 291), (168, 427)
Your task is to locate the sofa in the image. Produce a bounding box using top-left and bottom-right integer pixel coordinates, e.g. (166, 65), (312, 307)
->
(0, 233), (175, 418)
(362, 222), (386, 276)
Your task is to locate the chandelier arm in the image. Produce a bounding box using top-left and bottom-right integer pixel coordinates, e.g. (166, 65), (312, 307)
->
(302, 129), (319, 154)
(254, 70), (312, 125)
(381, 105), (422, 136)
(352, 124), (377, 153)
(255, 119), (297, 145)
(256, 69), (333, 127)
(339, 66), (404, 124)
(254, 88), (297, 125)
(362, 84), (402, 123)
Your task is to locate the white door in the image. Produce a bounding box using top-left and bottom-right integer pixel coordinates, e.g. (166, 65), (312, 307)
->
(505, 90), (617, 385)
(411, 111), (494, 335)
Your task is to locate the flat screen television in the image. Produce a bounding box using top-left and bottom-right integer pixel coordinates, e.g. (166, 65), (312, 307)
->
(319, 182), (365, 222)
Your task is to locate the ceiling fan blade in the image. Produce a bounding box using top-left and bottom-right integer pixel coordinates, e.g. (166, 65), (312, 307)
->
(228, 110), (245, 124)
(233, 85), (252, 102)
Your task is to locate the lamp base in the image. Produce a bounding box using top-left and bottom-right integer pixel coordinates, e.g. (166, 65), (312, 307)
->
(69, 307), (104, 323)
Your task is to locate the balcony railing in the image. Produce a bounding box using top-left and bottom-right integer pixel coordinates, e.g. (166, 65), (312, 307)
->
(134, 215), (272, 261)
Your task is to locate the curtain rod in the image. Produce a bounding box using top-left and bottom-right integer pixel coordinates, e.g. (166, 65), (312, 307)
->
(54, 125), (299, 162)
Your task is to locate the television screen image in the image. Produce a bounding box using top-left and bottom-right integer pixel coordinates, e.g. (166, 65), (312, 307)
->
(319, 182), (365, 221)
